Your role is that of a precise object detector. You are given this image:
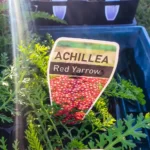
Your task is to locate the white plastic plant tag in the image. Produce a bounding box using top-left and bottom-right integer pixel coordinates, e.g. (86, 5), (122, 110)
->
(48, 38), (119, 124)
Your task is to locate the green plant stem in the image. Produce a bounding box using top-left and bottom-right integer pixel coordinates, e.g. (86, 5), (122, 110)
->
(0, 92), (15, 111)
(80, 128), (99, 142)
(40, 101), (64, 149)
(0, 65), (11, 81)
(2, 72), (12, 81)
(60, 122), (73, 140)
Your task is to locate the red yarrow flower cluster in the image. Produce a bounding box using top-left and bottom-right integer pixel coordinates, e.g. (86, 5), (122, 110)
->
(50, 75), (108, 124)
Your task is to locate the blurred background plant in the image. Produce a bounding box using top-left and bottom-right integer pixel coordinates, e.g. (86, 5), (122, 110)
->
(0, 0), (11, 56)
(137, 0), (150, 34)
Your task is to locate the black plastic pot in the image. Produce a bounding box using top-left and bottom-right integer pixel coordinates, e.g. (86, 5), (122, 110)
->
(31, 0), (139, 25)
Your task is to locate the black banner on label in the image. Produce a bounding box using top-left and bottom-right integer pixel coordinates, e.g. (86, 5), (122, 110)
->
(50, 62), (113, 78)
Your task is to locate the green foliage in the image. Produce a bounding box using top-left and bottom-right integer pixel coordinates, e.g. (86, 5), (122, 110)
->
(86, 97), (115, 129)
(105, 76), (146, 105)
(0, 137), (7, 150)
(23, 83), (62, 150)
(0, 2), (11, 55)
(25, 115), (43, 150)
(19, 42), (50, 75)
(0, 52), (9, 66)
(0, 53), (14, 123)
(0, 138), (20, 150)
(0, 114), (13, 123)
(0, 1), (14, 123)
(12, 140), (19, 150)
(145, 112), (150, 119)
(30, 11), (67, 25)
(41, 33), (54, 50)
(67, 139), (88, 150)
(86, 76), (146, 131)
(136, 0), (150, 34)
(95, 97), (115, 127)
(88, 113), (150, 150)
(19, 33), (53, 81)
(18, 37), (61, 150)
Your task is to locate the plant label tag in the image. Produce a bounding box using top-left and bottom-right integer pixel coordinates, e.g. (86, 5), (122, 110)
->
(48, 38), (119, 124)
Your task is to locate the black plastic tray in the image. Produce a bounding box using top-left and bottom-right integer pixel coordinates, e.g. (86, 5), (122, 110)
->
(31, 0), (139, 25)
